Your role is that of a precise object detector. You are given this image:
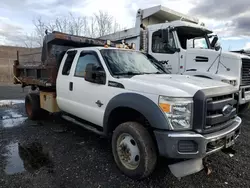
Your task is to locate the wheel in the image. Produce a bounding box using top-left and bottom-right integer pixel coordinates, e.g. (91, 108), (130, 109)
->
(25, 93), (45, 120)
(112, 122), (157, 180)
(238, 103), (249, 114)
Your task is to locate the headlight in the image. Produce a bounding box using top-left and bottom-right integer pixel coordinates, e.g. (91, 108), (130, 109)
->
(158, 96), (193, 130)
(221, 79), (237, 86)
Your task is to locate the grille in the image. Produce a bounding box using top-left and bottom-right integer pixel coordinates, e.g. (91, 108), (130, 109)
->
(241, 58), (250, 85)
(204, 93), (237, 132)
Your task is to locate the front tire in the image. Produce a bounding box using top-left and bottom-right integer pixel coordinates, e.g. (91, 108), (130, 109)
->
(112, 122), (157, 180)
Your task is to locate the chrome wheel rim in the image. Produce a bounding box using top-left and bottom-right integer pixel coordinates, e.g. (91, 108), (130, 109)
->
(117, 133), (140, 170)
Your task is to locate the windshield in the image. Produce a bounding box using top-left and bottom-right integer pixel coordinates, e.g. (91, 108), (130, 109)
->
(176, 27), (211, 50)
(100, 49), (165, 76)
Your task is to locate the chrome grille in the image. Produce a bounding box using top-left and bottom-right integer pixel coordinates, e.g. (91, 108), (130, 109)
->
(204, 93), (237, 132)
(241, 58), (250, 86)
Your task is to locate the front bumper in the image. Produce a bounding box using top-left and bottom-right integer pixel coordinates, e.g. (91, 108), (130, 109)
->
(154, 116), (241, 159)
(239, 85), (250, 104)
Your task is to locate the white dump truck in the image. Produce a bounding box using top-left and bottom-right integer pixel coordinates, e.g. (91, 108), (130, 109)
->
(99, 5), (250, 112)
(13, 31), (242, 180)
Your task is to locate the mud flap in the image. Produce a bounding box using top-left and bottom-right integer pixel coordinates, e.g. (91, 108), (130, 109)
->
(168, 158), (204, 178)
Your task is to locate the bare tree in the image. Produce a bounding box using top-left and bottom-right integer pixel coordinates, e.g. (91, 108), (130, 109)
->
(88, 16), (97, 38)
(68, 13), (88, 35)
(46, 22), (56, 33)
(33, 17), (47, 46)
(94, 11), (113, 37)
(31, 11), (123, 47)
(23, 32), (38, 49)
(54, 17), (67, 33)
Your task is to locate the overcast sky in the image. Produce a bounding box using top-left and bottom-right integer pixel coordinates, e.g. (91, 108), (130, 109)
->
(0, 0), (250, 50)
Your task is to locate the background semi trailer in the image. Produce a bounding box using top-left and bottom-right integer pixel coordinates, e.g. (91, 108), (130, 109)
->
(99, 5), (250, 112)
(13, 31), (241, 179)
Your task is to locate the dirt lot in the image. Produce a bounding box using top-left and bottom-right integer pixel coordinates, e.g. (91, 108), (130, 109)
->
(0, 85), (250, 188)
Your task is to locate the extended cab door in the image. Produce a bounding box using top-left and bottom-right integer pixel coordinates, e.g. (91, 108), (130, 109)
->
(69, 50), (108, 127)
(56, 50), (77, 113)
(148, 29), (180, 74)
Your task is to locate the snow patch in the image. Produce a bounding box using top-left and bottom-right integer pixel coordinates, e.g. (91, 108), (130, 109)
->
(1, 117), (27, 128)
(0, 100), (24, 107)
(0, 109), (27, 128)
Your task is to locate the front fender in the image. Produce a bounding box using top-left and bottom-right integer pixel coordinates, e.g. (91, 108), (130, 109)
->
(103, 93), (170, 134)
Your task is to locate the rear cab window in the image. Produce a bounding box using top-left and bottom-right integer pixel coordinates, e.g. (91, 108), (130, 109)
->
(62, 50), (77, 76)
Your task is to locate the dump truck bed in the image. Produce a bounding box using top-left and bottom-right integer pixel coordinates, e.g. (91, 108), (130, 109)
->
(13, 31), (117, 88)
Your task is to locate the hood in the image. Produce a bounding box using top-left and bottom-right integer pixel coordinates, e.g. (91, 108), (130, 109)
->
(186, 48), (248, 60)
(184, 49), (250, 86)
(118, 74), (236, 97)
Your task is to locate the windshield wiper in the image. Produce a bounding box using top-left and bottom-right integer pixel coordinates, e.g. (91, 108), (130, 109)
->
(114, 71), (164, 76)
(114, 71), (143, 76)
(141, 71), (164, 74)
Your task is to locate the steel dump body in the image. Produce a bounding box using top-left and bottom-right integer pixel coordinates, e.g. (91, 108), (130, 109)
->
(13, 31), (118, 88)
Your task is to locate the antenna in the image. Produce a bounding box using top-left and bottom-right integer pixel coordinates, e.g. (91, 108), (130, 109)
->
(215, 47), (223, 74)
(207, 46), (230, 73)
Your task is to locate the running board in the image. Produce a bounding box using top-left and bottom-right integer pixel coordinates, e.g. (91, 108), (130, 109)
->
(62, 115), (105, 136)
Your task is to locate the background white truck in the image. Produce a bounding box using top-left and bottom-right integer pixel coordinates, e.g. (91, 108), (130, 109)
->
(99, 5), (250, 112)
(13, 31), (241, 179)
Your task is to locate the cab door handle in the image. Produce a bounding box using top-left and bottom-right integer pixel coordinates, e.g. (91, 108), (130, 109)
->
(69, 82), (73, 91)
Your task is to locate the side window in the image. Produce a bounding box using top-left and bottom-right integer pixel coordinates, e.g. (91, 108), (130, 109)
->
(62, 51), (77, 75)
(152, 31), (176, 54)
(187, 38), (208, 49)
(194, 38), (208, 48)
(74, 52), (101, 77)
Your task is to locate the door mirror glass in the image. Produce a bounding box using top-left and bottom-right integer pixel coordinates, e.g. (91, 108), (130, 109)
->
(210, 35), (218, 48)
(162, 28), (169, 43)
(84, 64), (106, 84)
(214, 42), (221, 51)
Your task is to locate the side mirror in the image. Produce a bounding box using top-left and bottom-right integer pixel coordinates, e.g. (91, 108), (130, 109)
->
(210, 36), (218, 48)
(162, 28), (169, 43)
(84, 64), (106, 84)
(214, 42), (221, 51)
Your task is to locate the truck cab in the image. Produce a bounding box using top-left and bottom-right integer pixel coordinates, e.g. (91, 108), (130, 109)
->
(146, 21), (250, 107)
(99, 5), (250, 112)
(13, 31), (242, 180)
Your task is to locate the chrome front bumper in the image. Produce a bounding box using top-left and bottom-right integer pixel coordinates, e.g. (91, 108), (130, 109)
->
(154, 116), (241, 159)
(239, 85), (250, 104)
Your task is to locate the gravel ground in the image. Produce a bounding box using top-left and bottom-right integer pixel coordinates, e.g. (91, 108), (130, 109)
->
(0, 85), (250, 188)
